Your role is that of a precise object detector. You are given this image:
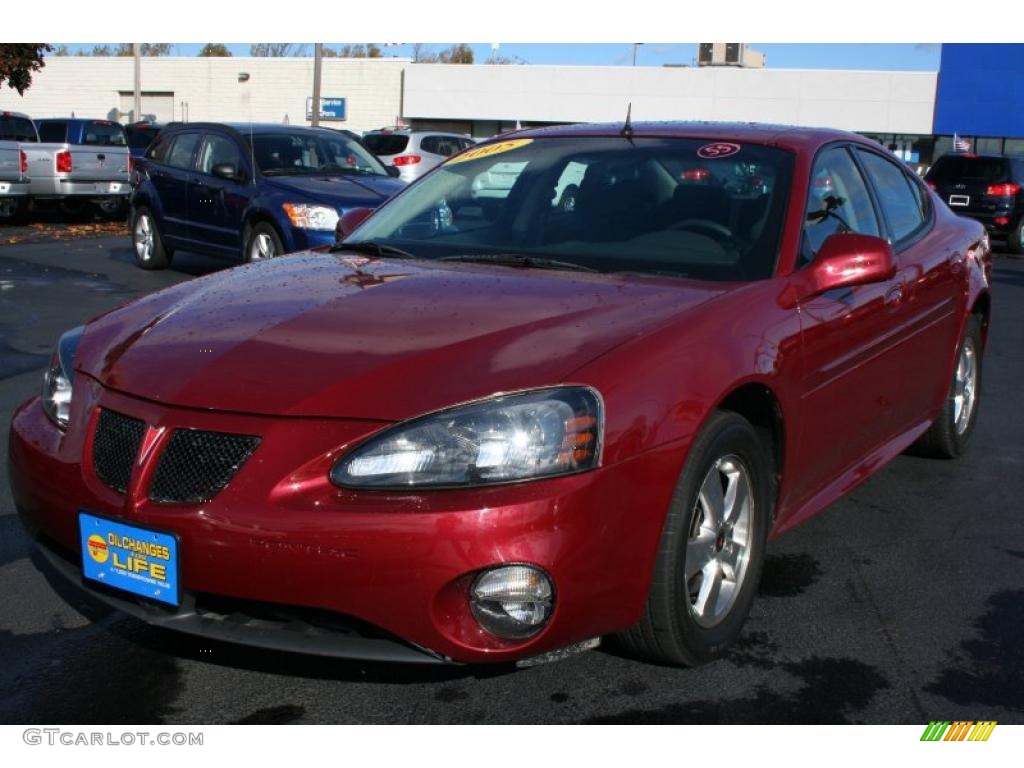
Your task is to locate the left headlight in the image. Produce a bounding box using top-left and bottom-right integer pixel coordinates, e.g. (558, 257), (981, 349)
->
(41, 326), (83, 429)
(331, 386), (603, 489)
(282, 203), (340, 231)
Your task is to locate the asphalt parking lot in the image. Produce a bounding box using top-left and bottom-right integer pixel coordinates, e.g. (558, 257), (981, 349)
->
(1, 232), (1022, 725)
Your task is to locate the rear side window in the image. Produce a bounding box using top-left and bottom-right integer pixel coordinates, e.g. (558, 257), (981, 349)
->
(927, 155), (1009, 183)
(128, 126), (159, 150)
(856, 150), (927, 243)
(0, 115), (38, 142)
(37, 121), (68, 143)
(82, 121), (127, 147)
(802, 146), (880, 264)
(420, 135), (461, 157)
(165, 132), (201, 170)
(362, 133), (409, 156)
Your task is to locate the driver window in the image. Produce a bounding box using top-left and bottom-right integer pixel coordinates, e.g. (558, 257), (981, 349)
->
(801, 147), (880, 265)
(198, 134), (243, 176)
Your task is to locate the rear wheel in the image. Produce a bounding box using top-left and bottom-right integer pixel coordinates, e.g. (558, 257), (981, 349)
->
(617, 411), (771, 666)
(912, 316), (983, 458)
(96, 197), (127, 221)
(0, 197), (26, 224)
(132, 206), (171, 269)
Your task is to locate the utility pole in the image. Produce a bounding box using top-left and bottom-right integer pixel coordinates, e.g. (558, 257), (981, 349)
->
(632, 43), (643, 67)
(133, 44), (141, 122)
(311, 43), (323, 127)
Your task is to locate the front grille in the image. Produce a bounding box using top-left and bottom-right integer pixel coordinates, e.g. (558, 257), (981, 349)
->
(92, 409), (146, 493)
(149, 429), (260, 504)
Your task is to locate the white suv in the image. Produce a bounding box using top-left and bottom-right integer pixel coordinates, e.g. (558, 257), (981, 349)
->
(362, 129), (476, 182)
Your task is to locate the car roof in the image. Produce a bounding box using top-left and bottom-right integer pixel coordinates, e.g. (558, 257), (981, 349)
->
(505, 121), (876, 155)
(934, 152), (1021, 161)
(365, 128), (469, 137)
(160, 122), (354, 137)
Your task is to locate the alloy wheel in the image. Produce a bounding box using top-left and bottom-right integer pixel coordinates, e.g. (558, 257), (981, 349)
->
(953, 337), (977, 435)
(134, 215), (153, 262)
(686, 454), (754, 628)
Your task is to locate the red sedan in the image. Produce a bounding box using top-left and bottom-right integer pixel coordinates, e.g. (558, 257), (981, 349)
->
(9, 123), (991, 666)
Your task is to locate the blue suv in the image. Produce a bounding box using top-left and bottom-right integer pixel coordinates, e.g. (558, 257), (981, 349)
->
(129, 122), (406, 269)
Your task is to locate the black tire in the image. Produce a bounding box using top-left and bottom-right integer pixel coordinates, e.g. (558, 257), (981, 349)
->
(131, 206), (171, 270)
(912, 316), (983, 458)
(617, 410), (772, 666)
(244, 221), (284, 262)
(59, 198), (88, 219)
(0, 197), (27, 224)
(96, 197), (127, 221)
(1008, 217), (1024, 255)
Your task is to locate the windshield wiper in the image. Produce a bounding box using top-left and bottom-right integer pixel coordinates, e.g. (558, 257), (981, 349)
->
(439, 254), (598, 273)
(333, 240), (418, 259)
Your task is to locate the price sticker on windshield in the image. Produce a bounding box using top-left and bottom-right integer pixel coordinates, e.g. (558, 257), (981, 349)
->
(447, 138), (533, 165)
(697, 142), (742, 159)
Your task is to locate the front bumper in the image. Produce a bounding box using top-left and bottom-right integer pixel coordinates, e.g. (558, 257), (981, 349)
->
(284, 227), (337, 253)
(10, 378), (682, 664)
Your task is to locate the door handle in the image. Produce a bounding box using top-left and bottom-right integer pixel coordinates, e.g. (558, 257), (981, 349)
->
(885, 285), (904, 305)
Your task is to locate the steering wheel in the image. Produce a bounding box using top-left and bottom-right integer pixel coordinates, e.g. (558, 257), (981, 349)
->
(671, 218), (735, 241)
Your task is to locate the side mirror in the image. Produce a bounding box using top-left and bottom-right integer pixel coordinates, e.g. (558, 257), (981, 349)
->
(336, 207), (374, 241)
(211, 163), (243, 182)
(386, 165), (401, 178)
(789, 233), (896, 304)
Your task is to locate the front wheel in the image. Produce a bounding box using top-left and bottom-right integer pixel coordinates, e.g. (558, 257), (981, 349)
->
(1008, 218), (1024, 255)
(245, 222), (284, 262)
(912, 316), (983, 458)
(617, 410), (771, 666)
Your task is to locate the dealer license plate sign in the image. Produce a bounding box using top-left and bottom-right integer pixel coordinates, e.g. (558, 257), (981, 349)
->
(79, 512), (180, 606)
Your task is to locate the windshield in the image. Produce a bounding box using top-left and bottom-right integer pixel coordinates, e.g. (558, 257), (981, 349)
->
(250, 131), (389, 177)
(0, 115), (37, 142)
(362, 133), (410, 156)
(927, 155), (1009, 183)
(82, 121), (127, 147)
(346, 136), (794, 281)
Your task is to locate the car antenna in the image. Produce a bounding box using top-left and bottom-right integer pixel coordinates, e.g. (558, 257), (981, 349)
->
(621, 103), (633, 137)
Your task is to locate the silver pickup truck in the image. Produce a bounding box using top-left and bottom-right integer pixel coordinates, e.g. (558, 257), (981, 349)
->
(0, 111), (35, 222)
(25, 118), (130, 215)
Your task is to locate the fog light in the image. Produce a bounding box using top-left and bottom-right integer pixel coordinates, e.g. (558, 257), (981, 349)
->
(470, 565), (553, 640)
(994, 216), (1010, 227)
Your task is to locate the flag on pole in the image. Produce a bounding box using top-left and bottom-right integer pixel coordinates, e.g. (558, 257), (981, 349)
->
(954, 133), (971, 152)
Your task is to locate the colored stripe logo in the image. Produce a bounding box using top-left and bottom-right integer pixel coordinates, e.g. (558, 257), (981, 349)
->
(920, 721), (997, 741)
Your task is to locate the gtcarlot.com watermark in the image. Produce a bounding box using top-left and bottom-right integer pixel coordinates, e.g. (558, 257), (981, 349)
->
(23, 729), (203, 747)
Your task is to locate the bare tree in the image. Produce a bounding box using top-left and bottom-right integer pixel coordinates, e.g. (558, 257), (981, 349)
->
(336, 44), (383, 58)
(250, 43), (308, 57)
(410, 43), (437, 63)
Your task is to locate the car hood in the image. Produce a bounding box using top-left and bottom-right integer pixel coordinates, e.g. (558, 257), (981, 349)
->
(263, 173), (405, 208)
(77, 253), (729, 420)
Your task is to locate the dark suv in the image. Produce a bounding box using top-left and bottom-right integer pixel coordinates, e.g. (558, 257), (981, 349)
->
(926, 153), (1024, 253)
(128, 123), (405, 269)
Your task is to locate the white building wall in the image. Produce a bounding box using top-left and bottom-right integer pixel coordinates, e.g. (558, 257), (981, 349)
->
(1, 58), (939, 137)
(402, 64), (938, 135)
(0, 57), (408, 133)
